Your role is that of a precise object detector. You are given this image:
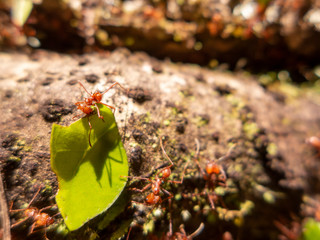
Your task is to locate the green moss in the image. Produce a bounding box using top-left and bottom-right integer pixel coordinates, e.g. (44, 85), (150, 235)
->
(267, 143), (278, 156)
(240, 200), (254, 215)
(263, 191), (276, 204)
(163, 119), (170, 126)
(8, 155), (21, 162)
(214, 186), (226, 196)
(143, 219), (155, 235)
(243, 122), (259, 140)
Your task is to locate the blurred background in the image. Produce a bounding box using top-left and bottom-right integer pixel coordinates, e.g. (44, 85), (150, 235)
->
(1, 0), (320, 85)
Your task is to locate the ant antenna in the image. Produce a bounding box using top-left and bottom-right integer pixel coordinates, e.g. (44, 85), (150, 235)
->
(27, 187), (42, 208)
(78, 81), (92, 96)
(101, 82), (128, 95)
(160, 137), (174, 166)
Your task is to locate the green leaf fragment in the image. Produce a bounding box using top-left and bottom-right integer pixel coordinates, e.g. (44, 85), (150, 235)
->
(50, 104), (128, 231)
(11, 0), (33, 26)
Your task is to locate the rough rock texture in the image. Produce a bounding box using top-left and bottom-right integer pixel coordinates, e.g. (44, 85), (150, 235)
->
(0, 49), (320, 239)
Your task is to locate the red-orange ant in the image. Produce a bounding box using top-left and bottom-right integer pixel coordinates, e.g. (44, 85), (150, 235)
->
(122, 138), (188, 207)
(74, 81), (127, 147)
(10, 187), (57, 240)
(122, 138), (189, 240)
(186, 139), (233, 209)
(307, 136), (320, 156)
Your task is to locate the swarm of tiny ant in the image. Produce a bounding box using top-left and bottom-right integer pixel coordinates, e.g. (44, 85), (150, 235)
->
(9, 187), (58, 240)
(74, 81), (127, 147)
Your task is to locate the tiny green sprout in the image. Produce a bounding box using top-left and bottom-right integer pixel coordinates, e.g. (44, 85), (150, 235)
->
(143, 219), (155, 235)
(267, 142), (278, 156)
(214, 186), (226, 196)
(55, 223), (69, 237)
(163, 119), (171, 126)
(175, 193), (182, 201)
(193, 205), (201, 212)
(153, 208), (163, 219)
(240, 200), (254, 216)
(202, 205), (211, 216)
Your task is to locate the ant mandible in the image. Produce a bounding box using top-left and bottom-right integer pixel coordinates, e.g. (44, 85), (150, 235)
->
(74, 81), (127, 147)
(10, 187), (57, 240)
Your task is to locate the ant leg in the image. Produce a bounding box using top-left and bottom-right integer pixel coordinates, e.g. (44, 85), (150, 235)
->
(168, 198), (173, 238)
(120, 176), (152, 182)
(87, 116), (92, 147)
(194, 139), (207, 177)
(101, 82), (128, 95)
(94, 103), (104, 120)
(10, 217), (30, 228)
(27, 187), (42, 208)
(28, 222), (36, 236)
(129, 183), (152, 193)
(189, 223), (205, 238)
(167, 161), (190, 184)
(78, 81), (92, 96)
(44, 227), (49, 240)
(126, 225), (133, 240)
(99, 102), (116, 113)
(207, 192), (216, 209)
(38, 205), (54, 214)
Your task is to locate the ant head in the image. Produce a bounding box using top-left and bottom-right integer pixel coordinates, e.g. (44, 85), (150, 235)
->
(161, 167), (171, 179)
(205, 162), (220, 175)
(93, 91), (103, 102)
(25, 208), (36, 218)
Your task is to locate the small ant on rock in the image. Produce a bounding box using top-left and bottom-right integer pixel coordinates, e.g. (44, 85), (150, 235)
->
(184, 139), (234, 209)
(9, 187), (58, 240)
(122, 138), (189, 240)
(74, 81), (127, 147)
(122, 138), (188, 208)
(306, 136), (320, 156)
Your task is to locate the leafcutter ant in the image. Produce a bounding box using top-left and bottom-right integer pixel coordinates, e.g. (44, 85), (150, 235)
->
(122, 138), (188, 208)
(122, 138), (189, 240)
(74, 81), (127, 147)
(185, 139), (234, 209)
(10, 187), (58, 240)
